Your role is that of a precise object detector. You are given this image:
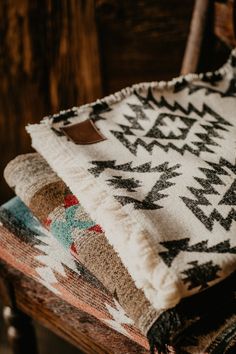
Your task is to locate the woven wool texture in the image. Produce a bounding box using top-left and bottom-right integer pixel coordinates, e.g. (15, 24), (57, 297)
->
(0, 197), (149, 352)
(4, 153), (236, 354)
(5, 153), (236, 354)
(4, 153), (159, 335)
(27, 49), (236, 313)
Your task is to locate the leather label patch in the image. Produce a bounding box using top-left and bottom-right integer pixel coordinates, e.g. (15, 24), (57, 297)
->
(60, 119), (106, 145)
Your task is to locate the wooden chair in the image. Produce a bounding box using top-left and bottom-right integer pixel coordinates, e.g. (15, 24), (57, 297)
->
(182, 0), (236, 74)
(0, 1), (235, 354)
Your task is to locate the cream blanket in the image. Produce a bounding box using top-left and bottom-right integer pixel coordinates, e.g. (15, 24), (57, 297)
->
(27, 49), (236, 314)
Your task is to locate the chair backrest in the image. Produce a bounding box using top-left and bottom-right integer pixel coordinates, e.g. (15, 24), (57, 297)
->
(181, 0), (236, 74)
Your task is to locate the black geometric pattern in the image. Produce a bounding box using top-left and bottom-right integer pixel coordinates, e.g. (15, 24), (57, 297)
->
(111, 103), (148, 139)
(49, 108), (79, 137)
(174, 76), (236, 98)
(107, 176), (142, 192)
(90, 102), (112, 122)
(89, 160), (181, 210)
(181, 158), (236, 231)
(50, 108), (78, 124)
(159, 238), (236, 267)
(125, 102), (150, 124)
(88, 160), (172, 177)
(174, 50), (236, 98)
(181, 260), (221, 290)
(110, 89), (232, 156)
(146, 113), (196, 140)
(115, 163), (181, 210)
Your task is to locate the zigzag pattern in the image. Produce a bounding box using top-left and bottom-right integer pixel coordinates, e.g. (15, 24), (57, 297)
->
(135, 88), (231, 118)
(90, 102), (112, 122)
(89, 160), (181, 210)
(181, 158), (236, 231)
(159, 237), (236, 267)
(107, 176), (142, 192)
(174, 77), (236, 98)
(112, 101), (150, 138)
(182, 260), (221, 290)
(110, 89), (232, 156)
(88, 160), (169, 177)
(115, 162), (181, 210)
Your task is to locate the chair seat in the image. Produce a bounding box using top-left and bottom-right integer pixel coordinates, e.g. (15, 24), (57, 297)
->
(0, 197), (148, 353)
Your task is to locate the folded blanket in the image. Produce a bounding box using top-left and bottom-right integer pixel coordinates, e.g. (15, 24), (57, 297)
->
(4, 154), (159, 340)
(27, 49), (236, 320)
(0, 197), (148, 353)
(5, 153), (236, 353)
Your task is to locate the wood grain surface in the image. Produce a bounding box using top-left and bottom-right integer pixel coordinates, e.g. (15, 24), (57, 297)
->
(0, 0), (102, 203)
(95, 0), (194, 92)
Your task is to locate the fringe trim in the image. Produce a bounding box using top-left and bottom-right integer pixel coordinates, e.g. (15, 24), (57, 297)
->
(27, 48), (236, 312)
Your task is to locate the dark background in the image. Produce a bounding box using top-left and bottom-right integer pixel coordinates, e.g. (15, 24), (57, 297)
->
(0, 0), (231, 204)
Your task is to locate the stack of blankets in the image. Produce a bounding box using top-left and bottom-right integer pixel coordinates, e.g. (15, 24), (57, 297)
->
(3, 49), (236, 354)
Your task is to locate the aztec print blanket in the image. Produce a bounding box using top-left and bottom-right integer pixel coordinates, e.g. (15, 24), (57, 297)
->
(4, 153), (159, 337)
(0, 197), (148, 353)
(27, 48), (236, 315)
(4, 153), (236, 354)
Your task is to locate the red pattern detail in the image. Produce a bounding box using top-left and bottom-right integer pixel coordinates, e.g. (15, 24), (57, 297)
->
(88, 225), (103, 233)
(44, 219), (52, 228)
(70, 241), (78, 255)
(64, 194), (79, 208)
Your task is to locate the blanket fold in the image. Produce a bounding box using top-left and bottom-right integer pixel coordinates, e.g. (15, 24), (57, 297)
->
(4, 153), (159, 336)
(4, 153), (236, 354)
(3, 47), (236, 354)
(27, 49), (236, 318)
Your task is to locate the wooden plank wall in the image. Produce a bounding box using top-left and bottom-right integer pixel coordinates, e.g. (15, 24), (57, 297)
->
(0, 0), (103, 203)
(0, 0), (230, 203)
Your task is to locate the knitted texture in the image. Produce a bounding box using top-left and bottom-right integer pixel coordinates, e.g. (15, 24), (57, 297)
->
(4, 153), (159, 335)
(0, 197), (148, 352)
(27, 49), (236, 313)
(4, 153), (236, 353)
